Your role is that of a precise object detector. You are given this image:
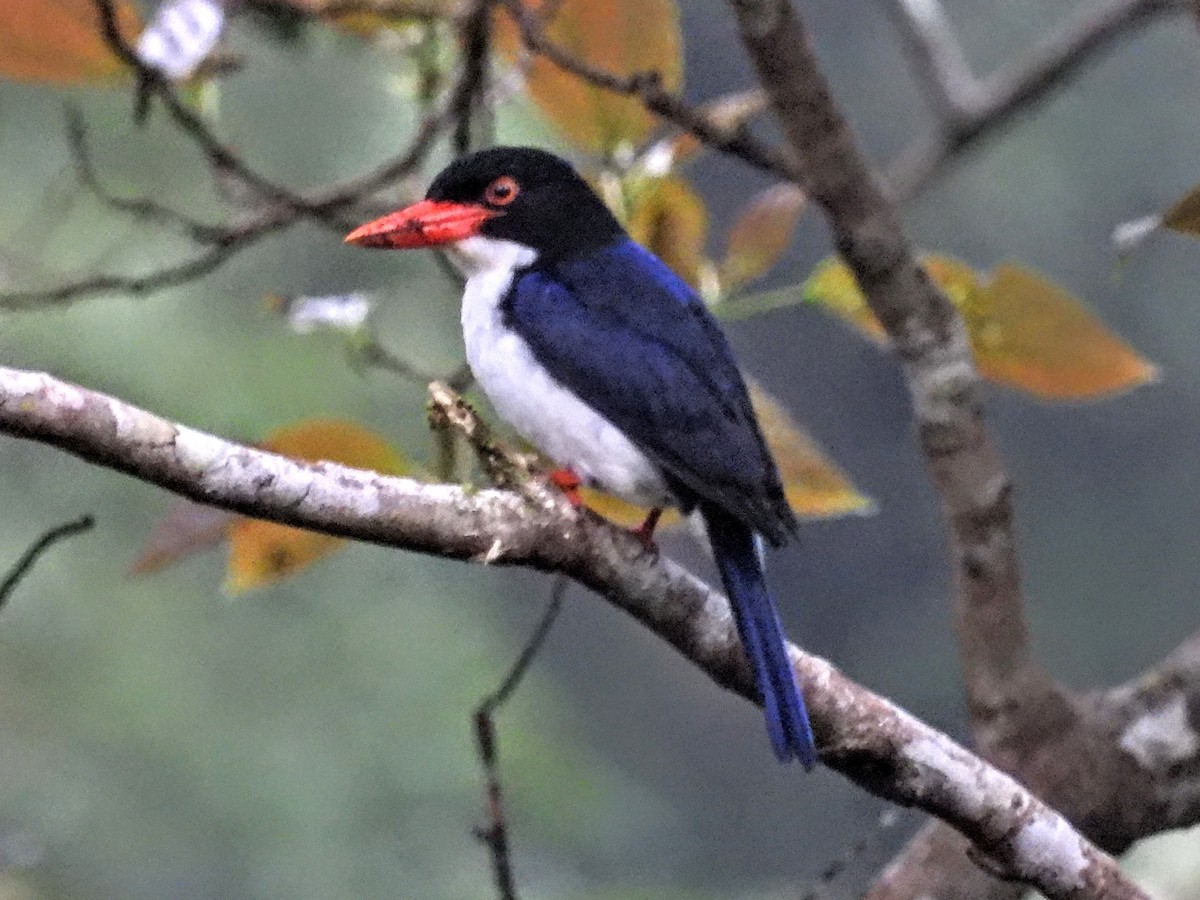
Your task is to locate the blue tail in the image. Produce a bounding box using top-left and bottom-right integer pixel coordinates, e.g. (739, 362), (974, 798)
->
(702, 504), (817, 768)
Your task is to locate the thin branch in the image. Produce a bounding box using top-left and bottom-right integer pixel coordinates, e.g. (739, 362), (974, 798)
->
(93, 0), (320, 216)
(247, 0), (460, 23)
(886, 0), (1184, 198)
(0, 363), (1145, 900)
(0, 240), (251, 310)
(885, 0), (982, 124)
(2, 95), (455, 311)
(0, 515), (95, 609)
(473, 575), (567, 900)
(351, 339), (446, 390)
(66, 107), (228, 243)
(498, 0), (801, 180)
(451, 0), (494, 155)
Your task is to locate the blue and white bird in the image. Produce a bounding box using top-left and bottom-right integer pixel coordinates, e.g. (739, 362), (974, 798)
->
(346, 147), (817, 768)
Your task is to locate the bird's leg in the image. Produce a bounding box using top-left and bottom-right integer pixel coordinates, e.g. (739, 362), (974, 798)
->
(548, 468), (583, 506)
(631, 507), (663, 552)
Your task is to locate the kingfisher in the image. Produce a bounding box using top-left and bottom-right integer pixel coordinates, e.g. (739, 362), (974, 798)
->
(345, 147), (817, 768)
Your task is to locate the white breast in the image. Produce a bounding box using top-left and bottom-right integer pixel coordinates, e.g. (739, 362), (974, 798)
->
(448, 236), (673, 508)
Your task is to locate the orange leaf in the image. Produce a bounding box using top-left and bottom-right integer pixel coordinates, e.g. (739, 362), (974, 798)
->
(625, 174), (708, 288)
(578, 489), (663, 531)
(259, 418), (409, 473)
(494, 0), (683, 154)
(0, 0), (141, 85)
(226, 419), (411, 593)
(579, 379), (871, 528)
(803, 254), (1157, 401)
(967, 263), (1158, 400)
(225, 520), (345, 594)
(721, 183), (806, 292)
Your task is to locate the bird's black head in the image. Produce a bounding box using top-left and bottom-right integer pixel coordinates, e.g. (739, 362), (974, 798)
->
(345, 147), (625, 264)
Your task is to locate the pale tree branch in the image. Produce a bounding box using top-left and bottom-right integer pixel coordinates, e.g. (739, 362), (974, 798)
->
(886, 0), (1186, 198)
(868, 629), (1200, 900)
(0, 363), (1145, 900)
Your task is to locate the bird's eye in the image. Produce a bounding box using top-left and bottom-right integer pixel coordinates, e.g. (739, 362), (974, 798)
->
(484, 176), (519, 207)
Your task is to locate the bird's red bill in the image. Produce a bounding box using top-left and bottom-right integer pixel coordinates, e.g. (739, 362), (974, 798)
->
(343, 200), (497, 249)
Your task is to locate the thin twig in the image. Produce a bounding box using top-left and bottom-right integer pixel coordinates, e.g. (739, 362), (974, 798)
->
(65, 106), (227, 243)
(427, 381), (537, 491)
(452, 0), (495, 155)
(0, 241), (250, 310)
(4, 73), (456, 310)
(91, 0), (342, 219)
(352, 338), (446, 389)
(472, 575), (568, 900)
(0, 515), (96, 610)
(498, 0), (801, 181)
(885, 0), (1184, 198)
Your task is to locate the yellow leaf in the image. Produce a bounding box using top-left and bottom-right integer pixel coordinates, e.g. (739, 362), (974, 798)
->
(803, 254), (1157, 401)
(801, 256), (890, 344)
(625, 174), (708, 288)
(579, 489), (662, 531)
(494, 0), (683, 154)
(579, 379), (872, 528)
(1162, 184), (1200, 238)
(967, 263), (1158, 400)
(923, 255), (979, 306)
(226, 419), (410, 593)
(746, 378), (873, 519)
(0, 0), (141, 85)
(721, 183), (806, 292)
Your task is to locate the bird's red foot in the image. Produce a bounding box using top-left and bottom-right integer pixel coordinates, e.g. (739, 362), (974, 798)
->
(548, 468), (583, 507)
(631, 507), (663, 553)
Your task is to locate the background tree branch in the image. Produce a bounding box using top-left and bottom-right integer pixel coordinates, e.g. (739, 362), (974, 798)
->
(718, 0), (1200, 895)
(885, 0), (1186, 198)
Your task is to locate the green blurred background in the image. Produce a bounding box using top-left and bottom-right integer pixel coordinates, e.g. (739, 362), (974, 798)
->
(2, 0), (1200, 896)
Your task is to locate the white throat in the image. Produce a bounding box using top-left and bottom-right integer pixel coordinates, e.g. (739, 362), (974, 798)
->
(445, 235), (536, 281)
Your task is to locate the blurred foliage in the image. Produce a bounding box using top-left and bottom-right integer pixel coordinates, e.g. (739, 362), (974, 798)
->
(492, 0), (683, 156)
(0, 0), (1198, 896)
(0, 0), (140, 85)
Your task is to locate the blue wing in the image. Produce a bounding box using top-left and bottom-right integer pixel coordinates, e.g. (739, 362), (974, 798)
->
(503, 239), (795, 544)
